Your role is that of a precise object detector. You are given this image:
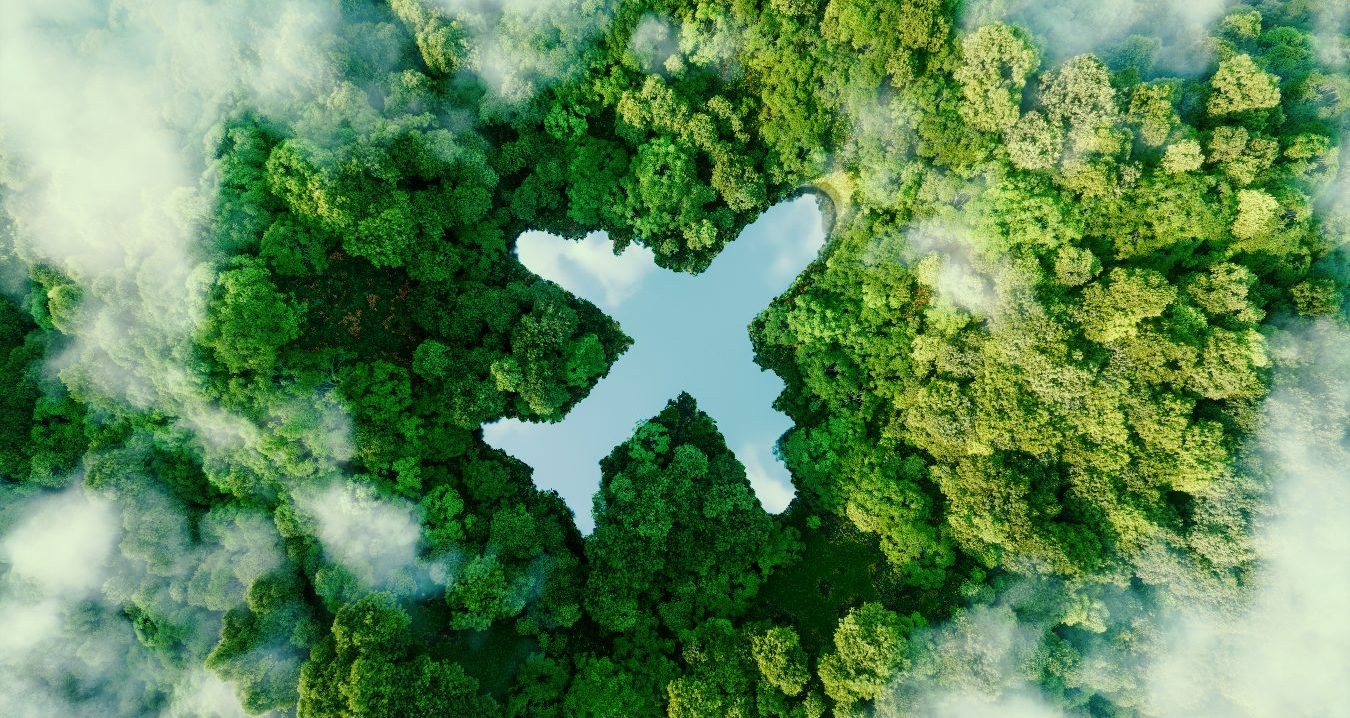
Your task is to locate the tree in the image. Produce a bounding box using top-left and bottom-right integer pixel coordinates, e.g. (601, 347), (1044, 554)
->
(666, 620), (758, 718)
(1161, 139), (1204, 174)
(1230, 188), (1294, 256)
(1208, 53), (1281, 116)
(1127, 82), (1178, 147)
(751, 626), (810, 696)
(261, 214), (334, 277)
(0, 299), (44, 483)
(207, 570), (318, 714)
(623, 137), (721, 265)
(955, 24), (1040, 133)
(389, 0), (470, 76)
(298, 593), (499, 717)
(1079, 268), (1177, 345)
(1207, 125), (1278, 185)
(564, 655), (659, 718)
(1038, 54), (1119, 153)
(200, 258), (301, 374)
(1005, 111), (1063, 171)
(818, 603), (910, 709)
(584, 394), (796, 637)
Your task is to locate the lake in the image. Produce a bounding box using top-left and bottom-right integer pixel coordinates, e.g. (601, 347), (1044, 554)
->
(484, 196), (827, 532)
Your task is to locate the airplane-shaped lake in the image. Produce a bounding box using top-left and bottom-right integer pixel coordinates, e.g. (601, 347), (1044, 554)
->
(483, 196), (827, 532)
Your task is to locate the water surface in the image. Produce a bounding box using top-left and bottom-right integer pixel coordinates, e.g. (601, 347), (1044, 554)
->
(484, 196), (826, 531)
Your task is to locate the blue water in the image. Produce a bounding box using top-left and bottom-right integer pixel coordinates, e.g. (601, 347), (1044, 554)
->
(484, 197), (826, 532)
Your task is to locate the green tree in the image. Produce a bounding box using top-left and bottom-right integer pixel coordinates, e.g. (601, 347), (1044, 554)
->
(298, 593), (498, 717)
(1038, 54), (1119, 153)
(751, 626), (810, 696)
(584, 394), (796, 637)
(818, 603), (911, 709)
(955, 24), (1039, 133)
(1079, 268), (1177, 345)
(1208, 53), (1281, 116)
(200, 258), (301, 374)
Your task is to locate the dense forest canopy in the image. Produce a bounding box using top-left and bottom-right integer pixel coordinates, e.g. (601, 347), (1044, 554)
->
(0, 0), (1346, 717)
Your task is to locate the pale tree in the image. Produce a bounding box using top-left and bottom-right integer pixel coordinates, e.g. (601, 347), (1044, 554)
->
(1005, 111), (1063, 171)
(1208, 54), (1281, 117)
(1207, 126), (1279, 186)
(1161, 139), (1204, 174)
(1079, 268), (1177, 345)
(751, 626), (810, 696)
(1229, 188), (1287, 254)
(818, 603), (909, 710)
(1038, 54), (1119, 153)
(1127, 82), (1178, 147)
(955, 24), (1040, 133)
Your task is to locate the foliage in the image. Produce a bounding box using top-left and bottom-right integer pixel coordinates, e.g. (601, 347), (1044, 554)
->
(0, 1), (1343, 716)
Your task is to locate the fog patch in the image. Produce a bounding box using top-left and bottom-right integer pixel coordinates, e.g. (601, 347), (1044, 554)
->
(0, 0), (346, 476)
(964, 0), (1230, 74)
(1311, 3), (1348, 69)
(900, 219), (1001, 318)
(294, 479), (448, 596)
(841, 89), (919, 210)
(0, 486), (265, 718)
(877, 603), (1067, 718)
(630, 13), (680, 74)
(429, 0), (614, 108)
(922, 692), (1067, 718)
(1, 487), (118, 594)
(1140, 320), (1350, 717)
(163, 669), (256, 718)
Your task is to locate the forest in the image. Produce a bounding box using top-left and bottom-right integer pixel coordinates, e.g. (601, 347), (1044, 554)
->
(0, 0), (1346, 716)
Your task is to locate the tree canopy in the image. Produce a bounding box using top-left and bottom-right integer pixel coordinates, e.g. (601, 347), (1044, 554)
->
(0, 1), (1344, 717)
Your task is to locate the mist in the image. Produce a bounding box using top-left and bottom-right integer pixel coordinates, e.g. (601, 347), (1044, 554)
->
(0, 0), (346, 712)
(1140, 325), (1349, 716)
(901, 218), (1002, 317)
(0, 0), (343, 450)
(0, 485), (274, 717)
(963, 0), (1232, 74)
(630, 13), (681, 74)
(867, 313), (1350, 718)
(293, 479), (450, 596)
(426, 0), (614, 111)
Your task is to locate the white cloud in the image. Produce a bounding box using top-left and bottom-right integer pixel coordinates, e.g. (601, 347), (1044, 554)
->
(0, 2), (348, 712)
(293, 479), (447, 594)
(902, 219), (1000, 317)
(1, 488), (118, 595)
(0, 599), (63, 657)
(1141, 321), (1350, 718)
(428, 0), (613, 108)
(878, 604), (1067, 717)
(630, 13), (679, 74)
(964, 0), (1229, 73)
(1312, 3), (1347, 69)
(163, 669), (256, 718)
(739, 442), (794, 513)
(876, 321), (1350, 718)
(1, 0), (351, 483)
(516, 230), (655, 310)
(0, 487), (133, 718)
(924, 692), (1067, 718)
